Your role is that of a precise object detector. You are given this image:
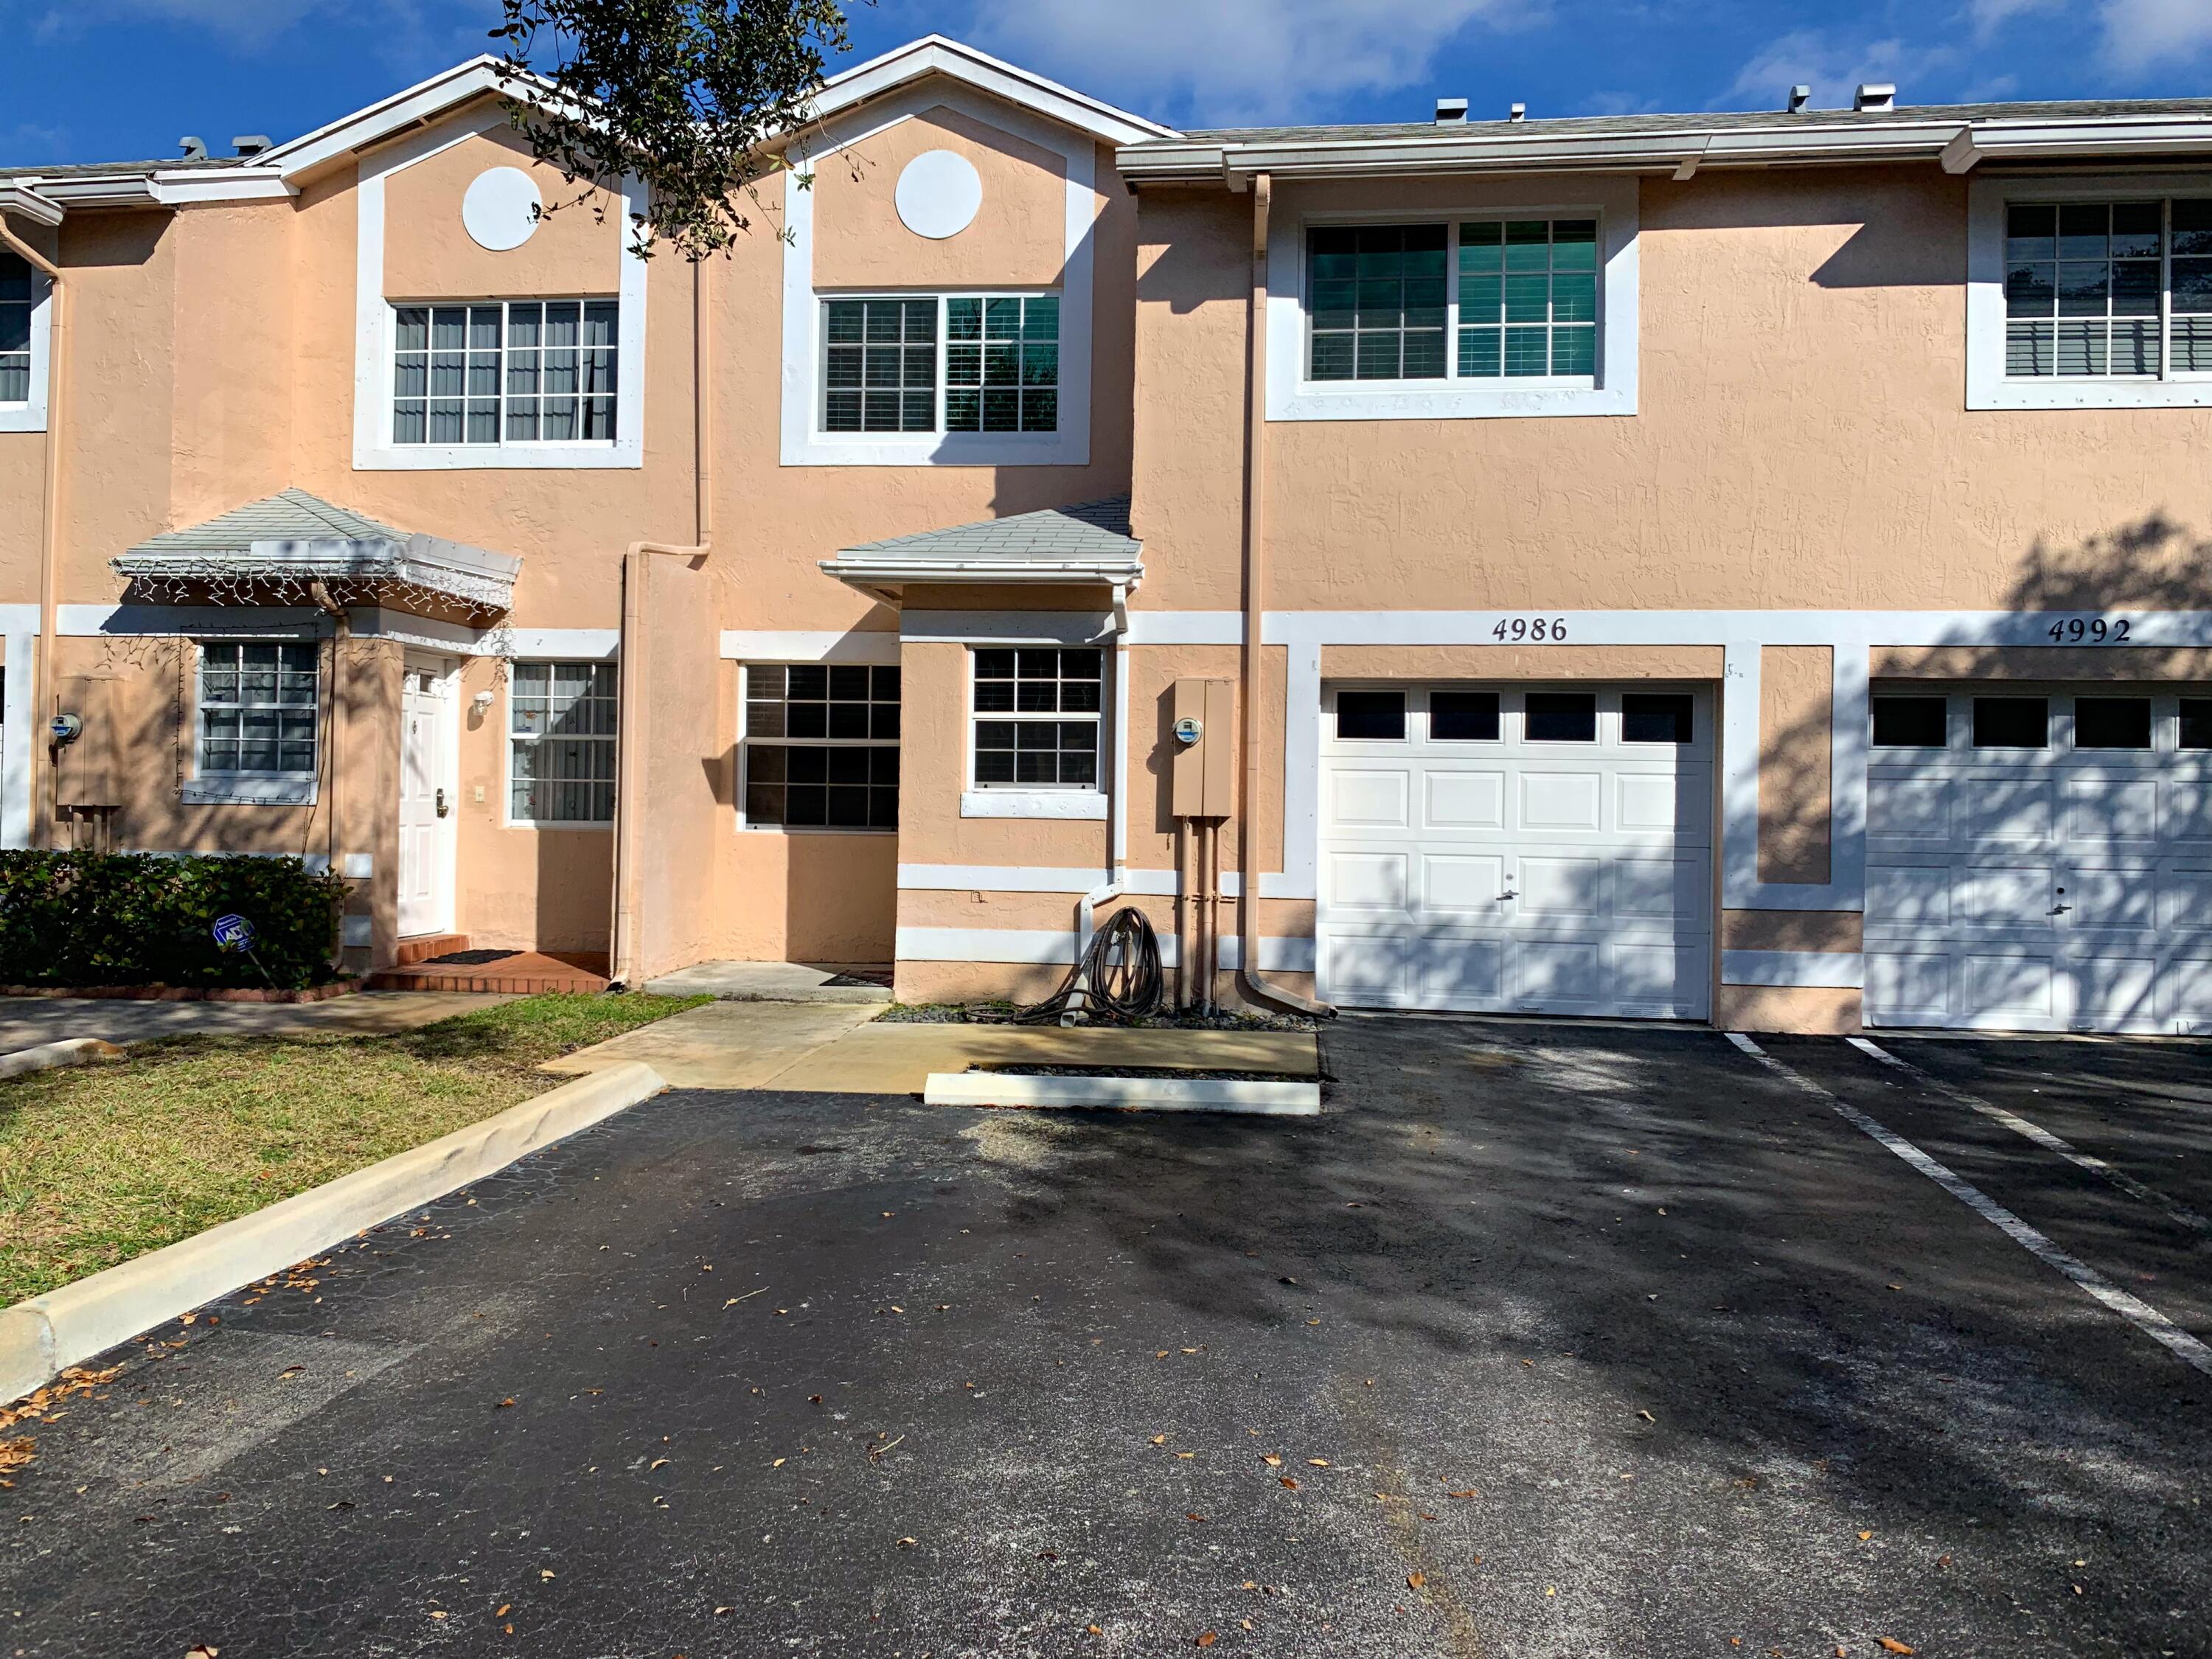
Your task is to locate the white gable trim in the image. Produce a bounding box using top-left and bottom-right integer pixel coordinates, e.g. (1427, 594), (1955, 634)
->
(806, 35), (1175, 147)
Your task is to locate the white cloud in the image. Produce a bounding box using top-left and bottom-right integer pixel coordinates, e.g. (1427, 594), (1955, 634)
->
(2098, 0), (2212, 73)
(1966, 0), (2065, 38)
(962, 0), (1518, 125)
(62, 0), (493, 56)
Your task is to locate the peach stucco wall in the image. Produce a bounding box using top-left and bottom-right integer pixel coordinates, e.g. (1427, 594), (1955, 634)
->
(810, 105), (1069, 291)
(383, 128), (623, 299)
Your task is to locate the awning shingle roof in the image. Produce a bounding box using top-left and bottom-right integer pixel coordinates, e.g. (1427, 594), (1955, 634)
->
(822, 496), (1142, 598)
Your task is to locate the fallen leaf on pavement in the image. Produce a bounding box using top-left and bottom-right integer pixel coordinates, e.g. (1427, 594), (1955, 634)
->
(1637, 1410), (1656, 1423)
(1935, 1554), (1952, 1568)
(897, 1537), (917, 1548)
(1151, 1436), (1168, 1446)
(186, 1648), (218, 1658)
(495, 1398), (515, 1410)
(1262, 1454), (1283, 1467)
(1279, 1476), (1299, 1489)
(1877, 1641), (1916, 1655)
(1408, 1573), (1425, 1590)
(496, 1606), (509, 1617)
(1307, 1458), (1329, 1467)
(1186, 1512), (1206, 1523)
(1088, 1624), (1103, 1635)
(1447, 1489), (1478, 1499)
(1196, 1634), (1217, 1649)
(1858, 1530), (1873, 1542)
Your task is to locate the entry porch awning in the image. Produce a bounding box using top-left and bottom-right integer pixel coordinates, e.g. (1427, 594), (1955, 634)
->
(110, 488), (521, 627)
(819, 495), (1143, 604)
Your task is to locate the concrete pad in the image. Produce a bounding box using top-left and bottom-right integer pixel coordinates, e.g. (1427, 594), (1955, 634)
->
(538, 1000), (885, 1088)
(923, 1071), (1322, 1114)
(0, 1038), (126, 1080)
(753, 1023), (1322, 1095)
(643, 960), (891, 1003)
(0, 991), (513, 1051)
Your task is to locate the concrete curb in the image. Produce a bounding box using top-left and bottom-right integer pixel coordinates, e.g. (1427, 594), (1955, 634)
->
(0, 1038), (127, 1080)
(0, 1060), (669, 1404)
(922, 1071), (1321, 1115)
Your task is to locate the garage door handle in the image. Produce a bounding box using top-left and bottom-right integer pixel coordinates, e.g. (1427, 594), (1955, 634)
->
(1498, 888), (1519, 902)
(2048, 902), (2070, 915)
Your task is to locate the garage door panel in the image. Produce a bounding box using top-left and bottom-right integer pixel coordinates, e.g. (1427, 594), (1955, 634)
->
(1961, 952), (2060, 1020)
(1326, 850), (1408, 915)
(1320, 932), (1410, 1003)
(1520, 772), (1604, 832)
(1423, 853), (1506, 917)
(1958, 863), (2054, 928)
(2073, 953), (2159, 1026)
(1615, 856), (1698, 921)
(1616, 773), (1681, 834)
(1611, 943), (1705, 1008)
(1866, 950), (1951, 1019)
(1520, 855), (1607, 920)
(1868, 863), (1950, 928)
(1413, 937), (1508, 1002)
(1330, 770), (1411, 830)
(2066, 864), (2159, 933)
(2164, 780), (2212, 845)
(1958, 773), (2055, 841)
(2161, 956), (2212, 1024)
(2160, 869), (2212, 930)
(1517, 941), (1606, 1005)
(2063, 776), (2160, 843)
(1424, 771), (1504, 830)
(1867, 774), (1951, 842)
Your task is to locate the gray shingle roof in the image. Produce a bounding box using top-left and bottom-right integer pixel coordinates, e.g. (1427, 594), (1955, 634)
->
(1155, 95), (2212, 150)
(125, 488), (409, 555)
(841, 496), (1138, 563)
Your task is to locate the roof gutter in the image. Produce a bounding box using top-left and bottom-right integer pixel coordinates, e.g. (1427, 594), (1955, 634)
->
(0, 204), (66, 850)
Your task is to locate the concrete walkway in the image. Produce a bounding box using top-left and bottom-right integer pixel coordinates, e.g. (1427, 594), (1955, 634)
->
(540, 1001), (1320, 1092)
(0, 991), (510, 1051)
(641, 960), (891, 1003)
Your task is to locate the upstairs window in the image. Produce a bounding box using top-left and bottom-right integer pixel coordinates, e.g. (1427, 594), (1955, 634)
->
(1307, 218), (1599, 385)
(2004, 199), (2212, 380)
(392, 300), (619, 445)
(0, 251), (29, 404)
(821, 293), (1060, 436)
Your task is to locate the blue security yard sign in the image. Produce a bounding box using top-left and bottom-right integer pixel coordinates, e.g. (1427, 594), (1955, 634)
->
(211, 914), (257, 953)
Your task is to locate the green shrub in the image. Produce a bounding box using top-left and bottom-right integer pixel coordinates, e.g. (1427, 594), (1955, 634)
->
(0, 852), (351, 989)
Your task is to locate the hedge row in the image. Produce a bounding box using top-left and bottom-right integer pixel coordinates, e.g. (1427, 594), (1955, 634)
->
(0, 852), (351, 990)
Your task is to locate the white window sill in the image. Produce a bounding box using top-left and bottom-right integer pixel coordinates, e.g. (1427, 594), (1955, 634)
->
(780, 429), (1090, 468)
(961, 790), (1108, 821)
(354, 440), (641, 471)
(1969, 378), (2212, 411)
(1270, 378), (1632, 422)
(737, 824), (897, 836)
(504, 818), (615, 832)
(0, 404), (45, 434)
(182, 776), (318, 806)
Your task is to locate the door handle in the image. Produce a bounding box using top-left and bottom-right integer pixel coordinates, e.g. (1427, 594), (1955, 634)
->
(2048, 903), (2070, 915)
(435, 787), (450, 818)
(1498, 888), (1519, 902)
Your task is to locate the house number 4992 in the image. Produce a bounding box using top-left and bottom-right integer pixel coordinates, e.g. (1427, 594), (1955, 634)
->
(2046, 617), (2132, 642)
(1492, 616), (1569, 641)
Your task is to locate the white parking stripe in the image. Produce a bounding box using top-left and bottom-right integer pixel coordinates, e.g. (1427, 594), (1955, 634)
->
(1724, 1032), (2212, 1380)
(1846, 1035), (2211, 1235)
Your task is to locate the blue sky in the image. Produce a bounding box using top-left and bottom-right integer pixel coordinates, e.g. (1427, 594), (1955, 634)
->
(10, 0), (2212, 166)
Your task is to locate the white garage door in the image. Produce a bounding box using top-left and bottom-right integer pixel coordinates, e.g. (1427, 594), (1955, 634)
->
(1865, 688), (2212, 1034)
(1317, 684), (1713, 1018)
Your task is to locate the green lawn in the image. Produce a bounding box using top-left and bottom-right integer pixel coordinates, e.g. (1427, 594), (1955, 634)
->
(0, 992), (706, 1307)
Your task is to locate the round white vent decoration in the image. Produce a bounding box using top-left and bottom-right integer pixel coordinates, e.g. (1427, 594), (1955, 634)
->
(462, 166), (543, 252)
(894, 150), (984, 240)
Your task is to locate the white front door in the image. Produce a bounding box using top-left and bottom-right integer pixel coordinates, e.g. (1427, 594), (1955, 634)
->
(1865, 686), (2212, 1033)
(1316, 683), (1714, 1018)
(397, 657), (457, 938)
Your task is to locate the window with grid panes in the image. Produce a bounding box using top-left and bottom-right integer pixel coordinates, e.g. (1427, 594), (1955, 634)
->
(0, 251), (29, 404)
(2000, 198), (2212, 380)
(971, 648), (1102, 788)
(1307, 224), (1449, 380)
(198, 642), (319, 776)
(742, 664), (900, 830)
(823, 298), (938, 432)
(1458, 218), (1597, 378)
(946, 296), (1059, 431)
(509, 661), (617, 823)
(392, 300), (619, 444)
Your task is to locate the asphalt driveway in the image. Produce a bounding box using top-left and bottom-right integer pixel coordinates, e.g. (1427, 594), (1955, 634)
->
(2, 1016), (2208, 1658)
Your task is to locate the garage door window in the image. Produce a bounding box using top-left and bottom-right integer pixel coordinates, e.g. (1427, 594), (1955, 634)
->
(1526, 692), (1596, 742)
(2073, 696), (2152, 749)
(1621, 693), (1693, 744)
(1336, 691), (1407, 740)
(1972, 696), (2048, 749)
(1430, 690), (1499, 741)
(2184, 699), (2212, 748)
(1873, 695), (1947, 748)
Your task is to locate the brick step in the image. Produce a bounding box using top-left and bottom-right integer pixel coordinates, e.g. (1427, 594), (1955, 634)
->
(393, 932), (470, 967)
(367, 950), (610, 995)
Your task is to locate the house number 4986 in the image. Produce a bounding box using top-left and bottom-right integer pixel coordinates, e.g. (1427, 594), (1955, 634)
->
(1492, 616), (1569, 641)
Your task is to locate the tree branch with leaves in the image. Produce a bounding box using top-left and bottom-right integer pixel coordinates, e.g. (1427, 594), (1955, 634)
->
(488, 0), (863, 260)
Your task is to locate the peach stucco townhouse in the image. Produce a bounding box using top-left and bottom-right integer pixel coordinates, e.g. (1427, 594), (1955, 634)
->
(7, 37), (2212, 1034)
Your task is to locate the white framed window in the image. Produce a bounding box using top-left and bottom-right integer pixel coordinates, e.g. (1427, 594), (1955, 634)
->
(1969, 173), (2212, 409)
(187, 641), (319, 805)
(970, 647), (1102, 789)
(1267, 178), (1638, 422)
(392, 300), (619, 447)
(740, 664), (900, 832)
(0, 248), (48, 434)
(819, 293), (1061, 437)
(508, 661), (616, 825)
